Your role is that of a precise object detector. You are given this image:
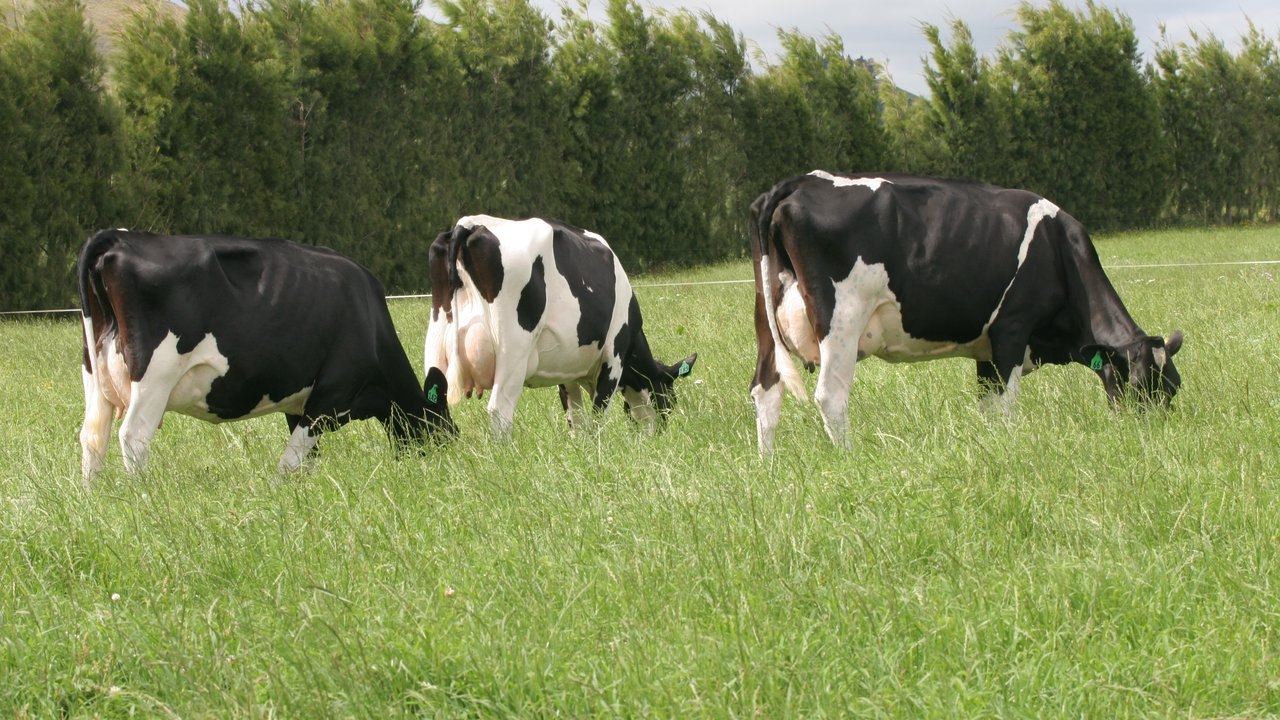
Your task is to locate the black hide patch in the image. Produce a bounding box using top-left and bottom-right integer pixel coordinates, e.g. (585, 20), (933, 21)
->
(77, 231), (429, 427)
(516, 255), (547, 333)
(777, 178), (1039, 345)
(462, 228), (505, 303)
(552, 226), (616, 348)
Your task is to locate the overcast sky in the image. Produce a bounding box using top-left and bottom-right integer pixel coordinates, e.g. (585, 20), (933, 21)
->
(514, 0), (1280, 96)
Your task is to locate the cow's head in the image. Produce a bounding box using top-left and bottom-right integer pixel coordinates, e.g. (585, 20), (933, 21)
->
(655, 353), (699, 420)
(421, 366), (458, 439)
(386, 368), (458, 448)
(624, 353), (698, 428)
(1082, 331), (1183, 406)
(390, 367), (456, 447)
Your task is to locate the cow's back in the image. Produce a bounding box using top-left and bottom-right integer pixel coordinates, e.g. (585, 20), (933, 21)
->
(81, 230), (406, 421)
(451, 217), (633, 388)
(775, 174), (1064, 345)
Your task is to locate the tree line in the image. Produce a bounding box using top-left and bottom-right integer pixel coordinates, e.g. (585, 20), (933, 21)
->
(1, 0), (1277, 311)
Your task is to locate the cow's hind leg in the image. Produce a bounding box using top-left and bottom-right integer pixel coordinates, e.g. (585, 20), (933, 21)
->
(117, 386), (171, 474)
(814, 343), (858, 448)
(813, 304), (873, 448)
(486, 361), (526, 441)
(751, 380), (784, 456)
(79, 368), (115, 484)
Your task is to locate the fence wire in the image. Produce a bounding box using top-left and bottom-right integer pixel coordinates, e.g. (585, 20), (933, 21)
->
(3, 258), (1277, 318)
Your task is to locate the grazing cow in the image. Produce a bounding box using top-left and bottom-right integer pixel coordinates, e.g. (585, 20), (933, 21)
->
(77, 229), (455, 481)
(423, 215), (697, 437)
(749, 171), (1184, 454)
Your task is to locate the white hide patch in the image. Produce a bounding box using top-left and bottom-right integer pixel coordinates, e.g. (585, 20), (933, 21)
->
(84, 313), (135, 413)
(125, 331), (310, 422)
(426, 216), (634, 427)
(623, 387), (658, 432)
(776, 270), (820, 365)
(809, 170), (892, 192)
(247, 386), (313, 418)
(759, 256), (808, 401)
(142, 332), (230, 418)
(455, 214), (505, 231)
(830, 259), (990, 364)
(481, 218), (628, 387)
(986, 199), (1059, 328)
(583, 229), (611, 249)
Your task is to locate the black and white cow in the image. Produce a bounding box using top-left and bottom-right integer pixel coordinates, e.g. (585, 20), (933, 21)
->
(424, 215), (697, 437)
(77, 229), (455, 481)
(749, 171), (1184, 454)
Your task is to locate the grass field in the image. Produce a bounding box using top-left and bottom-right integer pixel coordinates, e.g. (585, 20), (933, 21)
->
(2, 225), (1279, 717)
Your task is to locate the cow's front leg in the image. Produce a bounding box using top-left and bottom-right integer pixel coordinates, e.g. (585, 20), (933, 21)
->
(558, 382), (592, 434)
(486, 383), (523, 439)
(975, 360), (1001, 403)
(277, 410), (347, 473)
(978, 335), (1033, 415)
(622, 387), (658, 433)
(278, 420), (322, 473)
(277, 413), (315, 472)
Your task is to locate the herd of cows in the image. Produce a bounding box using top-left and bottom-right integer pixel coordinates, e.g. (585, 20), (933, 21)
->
(75, 171), (1184, 482)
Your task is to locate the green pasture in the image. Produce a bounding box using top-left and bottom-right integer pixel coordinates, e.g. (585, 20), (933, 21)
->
(2, 226), (1279, 717)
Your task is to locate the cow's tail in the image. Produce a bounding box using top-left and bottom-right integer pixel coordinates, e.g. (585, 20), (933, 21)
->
(751, 180), (809, 403)
(76, 229), (121, 376)
(442, 221), (478, 406)
(445, 222), (475, 295)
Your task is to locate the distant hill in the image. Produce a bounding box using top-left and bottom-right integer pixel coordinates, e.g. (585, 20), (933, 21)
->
(85, 0), (186, 61)
(2, 0), (185, 63)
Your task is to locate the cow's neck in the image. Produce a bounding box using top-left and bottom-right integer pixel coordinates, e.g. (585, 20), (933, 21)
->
(1067, 245), (1146, 348)
(622, 331), (663, 391)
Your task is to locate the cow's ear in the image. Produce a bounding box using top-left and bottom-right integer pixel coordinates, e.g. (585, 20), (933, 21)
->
(1164, 330), (1184, 357)
(672, 353), (697, 380)
(1080, 344), (1118, 372)
(423, 366), (448, 405)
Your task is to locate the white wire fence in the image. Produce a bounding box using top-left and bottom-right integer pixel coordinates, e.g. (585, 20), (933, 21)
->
(3, 258), (1277, 319)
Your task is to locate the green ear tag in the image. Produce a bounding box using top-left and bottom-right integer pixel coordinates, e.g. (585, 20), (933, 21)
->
(678, 361), (691, 378)
(1089, 351), (1104, 371)
(427, 384), (439, 404)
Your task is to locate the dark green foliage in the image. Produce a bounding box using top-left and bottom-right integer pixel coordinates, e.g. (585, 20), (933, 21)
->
(1151, 25), (1280, 223)
(435, 0), (564, 220)
(118, 0), (294, 236)
(267, 0), (456, 289)
(744, 32), (889, 186)
(998, 1), (1167, 229)
(919, 2), (1168, 228)
(662, 12), (754, 264)
(552, 0), (701, 269)
(0, 0), (121, 311)
(1, 0), (1277, 310)
(921, 19), (1006, 181)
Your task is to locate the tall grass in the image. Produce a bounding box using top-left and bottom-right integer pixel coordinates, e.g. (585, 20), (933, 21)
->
(1, 226), (1278, 717)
